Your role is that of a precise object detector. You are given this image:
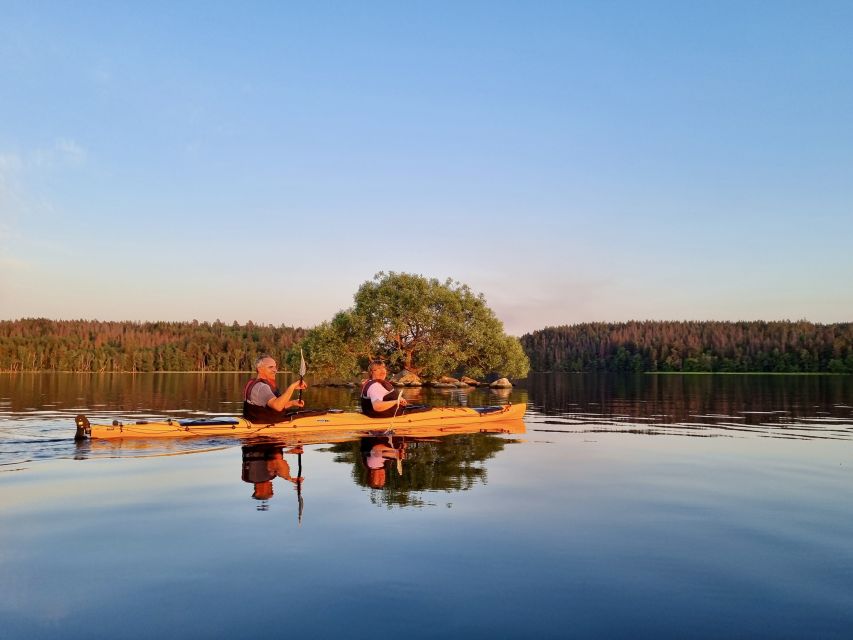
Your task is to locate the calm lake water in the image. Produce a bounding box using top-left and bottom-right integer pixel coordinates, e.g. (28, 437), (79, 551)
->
(1, 372), (852, 639)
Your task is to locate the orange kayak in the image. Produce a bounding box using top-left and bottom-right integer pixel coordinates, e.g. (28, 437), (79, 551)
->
(75, 403), (526, 440)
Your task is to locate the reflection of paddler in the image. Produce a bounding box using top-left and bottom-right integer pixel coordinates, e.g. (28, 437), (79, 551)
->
(360, 437), (406, 489)
(242, 444), (304, 500)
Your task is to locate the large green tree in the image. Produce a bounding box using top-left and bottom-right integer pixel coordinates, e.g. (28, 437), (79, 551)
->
(290, 272), (530, 381)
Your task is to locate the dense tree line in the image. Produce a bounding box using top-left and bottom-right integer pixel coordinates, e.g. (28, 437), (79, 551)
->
(3, 318), (851, 374)
(0, 318), (304, 372)
(520, 321), (853, 373)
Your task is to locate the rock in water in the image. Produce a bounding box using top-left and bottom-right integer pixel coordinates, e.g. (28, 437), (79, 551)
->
(391, 370), (423, 387)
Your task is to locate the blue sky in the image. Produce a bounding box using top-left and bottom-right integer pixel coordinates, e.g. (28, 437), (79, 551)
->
(1, 1), (851, 335)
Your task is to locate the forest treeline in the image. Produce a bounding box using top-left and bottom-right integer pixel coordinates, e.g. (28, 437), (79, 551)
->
(0, 319), (304, 372)
(1, 318), (851, 373)
(520, 321), (853, 373)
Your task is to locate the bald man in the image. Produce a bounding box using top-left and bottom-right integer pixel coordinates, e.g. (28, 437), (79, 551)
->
(242, 355), (307, 423)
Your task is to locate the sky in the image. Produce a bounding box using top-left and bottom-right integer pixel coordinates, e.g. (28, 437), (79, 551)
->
(1, 1), (851, 335)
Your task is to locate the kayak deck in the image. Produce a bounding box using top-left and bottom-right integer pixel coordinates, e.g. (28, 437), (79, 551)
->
(75, 403), (526, 440)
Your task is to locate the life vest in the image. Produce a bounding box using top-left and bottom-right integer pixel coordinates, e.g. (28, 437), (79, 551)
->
(360, 379), (400, 418)
(241, 445), (278, 483)
(242, 378), (289, 424)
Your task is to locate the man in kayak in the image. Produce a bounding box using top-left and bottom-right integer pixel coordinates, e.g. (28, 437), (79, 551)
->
(242, 443), (304, 500)
(360, 361), (409, 418)
(243, 355), (307, 423)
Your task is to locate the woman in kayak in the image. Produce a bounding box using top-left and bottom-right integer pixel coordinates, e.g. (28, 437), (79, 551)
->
(360, 361), (409, 418)
(243, 355), (307, 423)
(360, 436), (406, 488)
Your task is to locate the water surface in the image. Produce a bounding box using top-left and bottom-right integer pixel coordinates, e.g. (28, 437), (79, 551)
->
(1, 373), (852, 639)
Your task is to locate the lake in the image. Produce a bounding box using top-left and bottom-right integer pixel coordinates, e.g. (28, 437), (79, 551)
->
(1, 372), (852, 639)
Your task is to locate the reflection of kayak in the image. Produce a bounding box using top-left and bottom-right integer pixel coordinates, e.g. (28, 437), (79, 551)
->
(75, 403), (526, 440)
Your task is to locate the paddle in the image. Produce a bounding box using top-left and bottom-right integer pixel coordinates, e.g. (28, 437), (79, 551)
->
(391, 390), (405, 476)
(297, 348), (307, 403)
(296, 450), (304, 525)
(389, 388), (404, 429)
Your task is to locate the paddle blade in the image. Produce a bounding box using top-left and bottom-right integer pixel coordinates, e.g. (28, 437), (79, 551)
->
(299, 349), (307, 377)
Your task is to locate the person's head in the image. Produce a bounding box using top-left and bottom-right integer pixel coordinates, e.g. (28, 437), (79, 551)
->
(252, 481), (274, 500)
(368, 361), (387, 380)
(255, 355), (277, 381)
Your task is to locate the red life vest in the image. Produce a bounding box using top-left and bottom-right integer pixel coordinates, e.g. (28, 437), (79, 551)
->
(360, 379), (399, 418)
(242, 378), (289, 424)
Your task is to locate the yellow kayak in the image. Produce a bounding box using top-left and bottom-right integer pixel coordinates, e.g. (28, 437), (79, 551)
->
(74, 403), (526, 440)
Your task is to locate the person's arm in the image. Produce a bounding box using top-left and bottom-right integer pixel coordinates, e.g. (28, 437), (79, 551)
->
(371, 396), (408, 412)
(268, 379), (307, 411)
(367, 384), (407, 413)
(376, 444), (405, 460)
(269, 457), (303, 484)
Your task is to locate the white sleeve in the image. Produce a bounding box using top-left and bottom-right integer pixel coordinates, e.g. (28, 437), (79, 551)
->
(367, 383), (392, 404)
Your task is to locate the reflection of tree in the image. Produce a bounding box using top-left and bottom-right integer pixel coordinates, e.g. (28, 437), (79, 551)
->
(2, 373), (527, 423)
(330, 433), (512, 508)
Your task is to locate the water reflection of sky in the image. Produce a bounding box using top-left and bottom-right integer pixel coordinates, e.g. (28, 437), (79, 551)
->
(4, 432), (853, 638)
(2, 373), (853, 638)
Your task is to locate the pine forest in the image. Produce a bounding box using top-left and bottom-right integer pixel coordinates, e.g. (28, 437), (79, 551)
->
(1, 318), (851, 374)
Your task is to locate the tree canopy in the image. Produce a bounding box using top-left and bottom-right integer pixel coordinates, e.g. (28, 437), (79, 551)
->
(521, 321), (853, 373)
(289, 272), (530, 381)
(0, 318), (303, 372)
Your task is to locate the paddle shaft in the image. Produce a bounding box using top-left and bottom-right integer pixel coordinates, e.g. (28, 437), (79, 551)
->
(297, 452), (304, 524)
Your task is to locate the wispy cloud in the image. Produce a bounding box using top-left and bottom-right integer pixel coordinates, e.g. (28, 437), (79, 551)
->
(0, 153), (24, 172)
(30, 138), (88, 168)
(0, 139), (88, 217)
(0, 140), (87, 274)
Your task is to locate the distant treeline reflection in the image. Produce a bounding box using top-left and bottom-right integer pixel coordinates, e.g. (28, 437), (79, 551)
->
(529, 372), (851, 423)
(522, 321), (852, 373)
(1, 318), (851, 373)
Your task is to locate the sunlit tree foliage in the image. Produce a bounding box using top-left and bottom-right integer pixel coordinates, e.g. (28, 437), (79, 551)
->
(521, 321), (853, 373)
(0, 318), (303, 372)
(288, 272), (530, 381)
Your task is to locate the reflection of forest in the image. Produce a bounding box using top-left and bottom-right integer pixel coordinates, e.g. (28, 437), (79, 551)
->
(0, 373), (357, 415)
(0, 373), (528, 417)
(331, 433), (518, 508)
(529, 373), (853, 422)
